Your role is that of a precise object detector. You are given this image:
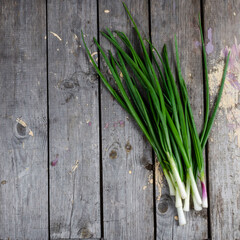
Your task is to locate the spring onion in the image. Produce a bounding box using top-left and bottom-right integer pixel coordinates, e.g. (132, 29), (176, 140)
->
(82, 2), (230, 225)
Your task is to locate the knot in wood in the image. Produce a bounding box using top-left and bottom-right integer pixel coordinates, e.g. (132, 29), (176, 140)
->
(59, 72), (80, 92)
(78, 227), (93, 238)
(157, 194), (173, 215)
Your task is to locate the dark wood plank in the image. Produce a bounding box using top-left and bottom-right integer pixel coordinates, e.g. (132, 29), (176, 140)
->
(151, 0), (208, 239)
(48, 0), (101, 238)
(0, 0), (48, 239)
(203, 1), (240, 239)
(98, 0), (154, 239)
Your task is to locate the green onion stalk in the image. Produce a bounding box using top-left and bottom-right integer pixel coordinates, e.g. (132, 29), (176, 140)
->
(82, 2), (230, 225)
(197, 16), (229, 208)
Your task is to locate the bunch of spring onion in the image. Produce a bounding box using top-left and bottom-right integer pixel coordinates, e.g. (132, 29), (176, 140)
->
(82, 3), (230, 225)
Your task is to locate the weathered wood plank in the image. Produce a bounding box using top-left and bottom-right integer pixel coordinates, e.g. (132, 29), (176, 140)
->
(0, 0), (48, 239)
(151, 1), (208, 239)
(203, 1), (240, 239)
(48, 1), (101, 238)
(98, 0), (154, 239)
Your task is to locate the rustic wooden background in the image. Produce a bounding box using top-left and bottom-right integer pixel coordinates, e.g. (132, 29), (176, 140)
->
(0, 0), (239, 239)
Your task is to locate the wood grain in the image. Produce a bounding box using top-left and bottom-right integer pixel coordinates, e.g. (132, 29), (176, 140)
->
(0, 0), (48, 239)
(150, 0), (208, 239)
(48, 0), (101, 238)
(203, 1), (240, 239)
(0, 1), (238, 239)
(98, 0), (154, 239)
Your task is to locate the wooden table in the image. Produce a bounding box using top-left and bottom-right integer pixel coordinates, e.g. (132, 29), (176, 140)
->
(0, 0), (239, 239)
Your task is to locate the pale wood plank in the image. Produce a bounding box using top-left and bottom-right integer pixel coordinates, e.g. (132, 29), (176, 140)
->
(203, 1), (240, 239)
(151, 0), (208, 239)
(48, 1), (101, 238)
(98, 0), (154, 239)
(0, 0), (48, 239)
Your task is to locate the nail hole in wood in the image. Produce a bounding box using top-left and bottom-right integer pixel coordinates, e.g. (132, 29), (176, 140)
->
(109, 150), (117, 159)
(125, 142), (132, 153)
(1, 180), (7, 185)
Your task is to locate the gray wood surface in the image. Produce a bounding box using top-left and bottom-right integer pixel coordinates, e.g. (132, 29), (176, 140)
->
(151, 1), (208, 239)
(48, 0), (101, 238)
(0, 1), (238, 239)
(98, 0), (154, 239)
(0, 0), (48, 239)
(203, 1), (240, 239)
